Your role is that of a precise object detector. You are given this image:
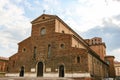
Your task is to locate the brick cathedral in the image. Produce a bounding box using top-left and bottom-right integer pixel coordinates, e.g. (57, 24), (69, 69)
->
(6, 14), (115, 79)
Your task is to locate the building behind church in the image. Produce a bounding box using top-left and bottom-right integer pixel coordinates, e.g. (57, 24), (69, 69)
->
(0, 57), (8, 76)
(114, 61), (120, 80)
(6, 14), (115, 80)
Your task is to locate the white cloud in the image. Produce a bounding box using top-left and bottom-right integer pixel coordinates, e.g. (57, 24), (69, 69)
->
(81, 17), (120, 61)
(64, 0), (120, 32)
(23, 0), (34, 10)
(0, 31), (18, 57)
(43, 0), (59, 5)
(42, 0), (60, 11)
(61, 17), (81, 35)
(0, 0), (31, 57)
(109, 48), (120, 61)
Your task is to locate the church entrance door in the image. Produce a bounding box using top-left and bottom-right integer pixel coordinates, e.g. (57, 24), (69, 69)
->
(37, 62), (43, 77)
(19, 66), (24, 77)
(59, 65), (64, 77)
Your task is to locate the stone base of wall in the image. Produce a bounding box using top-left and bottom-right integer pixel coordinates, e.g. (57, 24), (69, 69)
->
(73, 77), (95, 80)
(5, 73), (19, 77)
(5, 73), (104, 80)
(0, 72), (6, 77)
(5, 72), (91, 78)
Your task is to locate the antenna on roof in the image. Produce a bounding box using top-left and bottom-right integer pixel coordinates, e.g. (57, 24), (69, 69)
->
(43, 10), (46, 14)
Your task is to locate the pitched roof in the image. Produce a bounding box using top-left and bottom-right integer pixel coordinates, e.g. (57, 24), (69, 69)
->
(0, 56), (9, 60)
(31, 14), (57, 23)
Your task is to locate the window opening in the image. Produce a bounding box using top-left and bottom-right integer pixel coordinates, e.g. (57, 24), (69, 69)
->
(40, 28), (46, 35)
(33, 47), (36, 59)
(61, 44), (65, 49)
(77, 56), (80, 63)
(62, 30), (65, 33)
(48, 44), (51, 57)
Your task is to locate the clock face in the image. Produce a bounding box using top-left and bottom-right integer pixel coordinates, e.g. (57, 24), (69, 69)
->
(41, 28), (46, 35)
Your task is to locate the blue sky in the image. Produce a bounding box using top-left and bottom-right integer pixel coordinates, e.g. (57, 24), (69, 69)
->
(0, 0), (120, 61)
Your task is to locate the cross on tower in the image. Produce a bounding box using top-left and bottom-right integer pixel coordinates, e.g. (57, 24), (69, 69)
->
(43, 10), (46, 14)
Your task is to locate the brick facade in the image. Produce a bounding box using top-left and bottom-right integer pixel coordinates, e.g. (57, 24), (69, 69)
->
(0, 57), (8, 77)
(114, 61), (120, 79)
(105, 56), (116, 78)
(7, 14), (115, 79)
(85, 37), (106, 61)
(0, 57), (8, 72)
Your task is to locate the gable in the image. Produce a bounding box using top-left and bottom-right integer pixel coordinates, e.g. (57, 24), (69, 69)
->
(31, 14), (89, 49)
(31, 14), (57, 24)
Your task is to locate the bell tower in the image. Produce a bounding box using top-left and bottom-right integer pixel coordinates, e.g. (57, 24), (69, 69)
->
(85, 37), (106, 60)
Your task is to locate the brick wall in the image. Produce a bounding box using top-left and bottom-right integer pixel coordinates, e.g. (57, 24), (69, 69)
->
(105, 56), (116, 78)
(8, 14), (110, 80)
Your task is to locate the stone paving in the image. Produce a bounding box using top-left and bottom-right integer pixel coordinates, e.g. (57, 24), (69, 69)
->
(0, 77), (74, 80)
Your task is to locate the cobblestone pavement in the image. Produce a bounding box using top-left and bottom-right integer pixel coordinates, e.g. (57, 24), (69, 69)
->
(0, 77), (74, 80)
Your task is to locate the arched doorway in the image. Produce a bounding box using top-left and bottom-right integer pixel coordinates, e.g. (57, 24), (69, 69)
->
(19, 66), (24, 77)
(59, 65), (64, 77)
(37, 62), (43, 77)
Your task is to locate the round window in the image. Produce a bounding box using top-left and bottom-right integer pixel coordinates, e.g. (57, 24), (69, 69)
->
(40, 28), (46, 35)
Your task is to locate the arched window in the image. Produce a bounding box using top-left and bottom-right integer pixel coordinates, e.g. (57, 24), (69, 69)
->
(48, 44), (51, 57)
(106, 61), (110, 65)
(22, 48), (26, 52)
(77, 56), (80, 63)
(33, 47), (36, 59)
(62, 30), (65, 33)
(13, 60), (15, 67)
(40, 28), (46, 35)
(60, 44), (65, 49)
(7, 67), (9, 72)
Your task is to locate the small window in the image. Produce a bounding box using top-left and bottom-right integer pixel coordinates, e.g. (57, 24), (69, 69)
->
(42, 16), (45, 19)
(62, 30), (65, 33)
(77, 56), (80, 63)
(0, 66), (1, 71)
(22, 48), (26, 52)
(60, 44), (65, 49)
(33, 47), (36, 59)
(23, 48), (26, 51)
(48, 44), (51, 57)
(40, 28), (46, 35)
(7, 67), (9, 72)
(106, 61), (110, 65)
(13, 60), (15, 67)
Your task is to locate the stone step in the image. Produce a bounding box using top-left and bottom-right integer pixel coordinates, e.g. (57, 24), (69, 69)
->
(0, 77), (74, 80)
